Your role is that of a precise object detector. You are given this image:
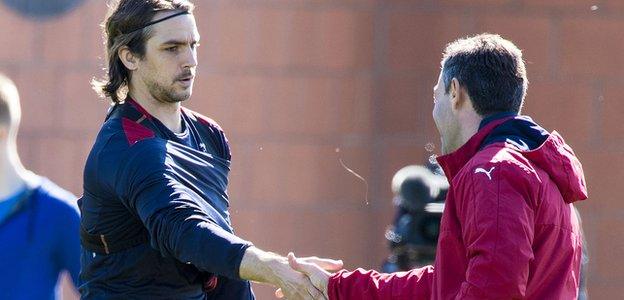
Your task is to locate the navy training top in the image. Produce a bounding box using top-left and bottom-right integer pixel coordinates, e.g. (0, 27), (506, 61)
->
(78, 98), (254, 299)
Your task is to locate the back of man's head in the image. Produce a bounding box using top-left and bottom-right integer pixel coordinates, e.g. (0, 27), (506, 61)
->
(441, 33), (528, 116)
(93, 0), (195, 103)
(0, 73), (20, 131)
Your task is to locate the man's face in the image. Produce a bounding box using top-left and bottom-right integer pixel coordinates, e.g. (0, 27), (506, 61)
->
(432, 70), (460, 155)
(134, 12), (199, 103)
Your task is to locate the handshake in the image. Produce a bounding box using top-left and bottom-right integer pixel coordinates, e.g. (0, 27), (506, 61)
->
(239, 247), (344, 300)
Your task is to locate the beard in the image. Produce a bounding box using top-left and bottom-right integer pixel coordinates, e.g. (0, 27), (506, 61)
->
(146, 77), (191, 104)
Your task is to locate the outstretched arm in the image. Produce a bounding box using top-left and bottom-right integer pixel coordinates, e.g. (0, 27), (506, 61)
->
(286, 253), (434, 300)
(118, 141), (339, 299)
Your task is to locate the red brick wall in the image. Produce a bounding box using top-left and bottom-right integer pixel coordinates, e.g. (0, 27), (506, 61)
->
(0, 0), (620, 298)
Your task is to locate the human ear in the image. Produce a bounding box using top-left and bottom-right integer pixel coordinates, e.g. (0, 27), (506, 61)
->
(118, 46), (139, 71)
(450, 78), (464, 110)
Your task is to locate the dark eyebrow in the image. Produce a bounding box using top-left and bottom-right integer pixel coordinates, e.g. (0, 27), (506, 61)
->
(160, 39), (200, 47)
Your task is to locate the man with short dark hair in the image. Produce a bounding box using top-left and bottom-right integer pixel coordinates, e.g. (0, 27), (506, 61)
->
(79, 0), (340, 299)
(0, 73), (80, 300)
(287, 34), (588, 299)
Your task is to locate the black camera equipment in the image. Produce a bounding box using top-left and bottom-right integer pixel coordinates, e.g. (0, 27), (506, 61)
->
(382, 163), (448, 272)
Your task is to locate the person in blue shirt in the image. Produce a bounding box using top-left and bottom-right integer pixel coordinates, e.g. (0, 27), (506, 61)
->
(79, 1), (341, 299)
(0, 73), (80, 299)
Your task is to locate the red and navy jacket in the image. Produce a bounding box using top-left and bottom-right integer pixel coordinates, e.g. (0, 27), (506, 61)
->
(328, 114), (588, 299)
(78, 98), (254, 299)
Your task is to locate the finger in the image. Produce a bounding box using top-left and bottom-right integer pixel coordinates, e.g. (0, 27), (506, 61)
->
(288, 253), (329, 276)
(275, 288), (284, 298)
(300, 256), (344, 271)
(287, 253), (306, 274)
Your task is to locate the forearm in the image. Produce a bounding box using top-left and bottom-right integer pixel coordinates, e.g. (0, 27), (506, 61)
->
(129, 174), (253, 279)
(238, 246), (288, 285)
(168, 220), (252, 279)
(142, 207), (252, 279)
(240, 248), (330, 299)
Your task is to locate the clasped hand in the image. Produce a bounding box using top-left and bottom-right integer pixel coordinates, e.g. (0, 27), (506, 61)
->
(274, 253), (342, 300)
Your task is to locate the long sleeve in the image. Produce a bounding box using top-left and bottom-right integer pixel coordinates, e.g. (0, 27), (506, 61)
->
(115, 140), (252, 280)
(328, 266), (434, 300)
(455, 163), (535, 299)
(56, 200), (81, 285)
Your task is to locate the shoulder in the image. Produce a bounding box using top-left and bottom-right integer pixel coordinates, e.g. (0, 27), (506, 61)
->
(182, 107), (226, 133)
(33, 177), (80, 217)
(451, 145), (543, 212)
(104, 115), (157, 147)
(181, 107), (231, 160)
(85, 118), (166, 188)
(91, 117), (164, 163)
(181, 107), (221, 128)
(459, 144), (538, 188)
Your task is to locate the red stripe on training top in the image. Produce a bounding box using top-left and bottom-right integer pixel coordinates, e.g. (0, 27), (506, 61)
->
(122, 117), (155, 146)
(182, 107), (223, 131)
(126, 98), (154, 120)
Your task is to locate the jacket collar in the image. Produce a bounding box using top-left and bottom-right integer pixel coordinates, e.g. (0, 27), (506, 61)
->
(479, 111), (518, 129)
(436, 116), (515, 181)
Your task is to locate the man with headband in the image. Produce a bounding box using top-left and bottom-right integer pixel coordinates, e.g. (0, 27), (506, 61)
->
(79, 1), (341, 299)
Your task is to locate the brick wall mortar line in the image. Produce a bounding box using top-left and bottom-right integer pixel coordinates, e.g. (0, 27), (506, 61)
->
(590, 80), (604, 147)
(548, 12), (561, 81)
(210, 0), (375, 12)
(366, 1), (390, 266)
(384, 3), (624, 20)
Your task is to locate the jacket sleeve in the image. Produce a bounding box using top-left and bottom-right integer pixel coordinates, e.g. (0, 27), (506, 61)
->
(115, 140), (252, 280)
(327, 266), (434, 300)
(455, 163), (535, 299)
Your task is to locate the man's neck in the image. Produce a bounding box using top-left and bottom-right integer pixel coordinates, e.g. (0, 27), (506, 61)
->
(0, 145), (30, 201)
(128, 86), (182, 133)
(448, 113), (482, 154)
(459, 119), (481, 147)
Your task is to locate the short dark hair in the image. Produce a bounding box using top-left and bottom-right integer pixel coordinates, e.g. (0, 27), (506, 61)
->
(92, 0), (194, 103)
(441, 33), (528, 116)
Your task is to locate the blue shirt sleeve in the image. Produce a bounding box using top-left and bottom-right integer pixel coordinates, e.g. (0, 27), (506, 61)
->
(59, 205), (81, 285)
(114, 139), (252, 280)
(48, 186), (81, 286)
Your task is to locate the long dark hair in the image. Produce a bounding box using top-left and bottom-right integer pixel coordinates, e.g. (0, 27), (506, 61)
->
(92, 0), (194, 103)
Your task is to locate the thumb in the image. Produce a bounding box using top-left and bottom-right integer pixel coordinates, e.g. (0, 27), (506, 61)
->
(300, 256), (344, 272)
(288, 252), (330, 297)
(287, 252), (304, 273)
(288, 252), (329, 276)
(287, 252), (308, 275)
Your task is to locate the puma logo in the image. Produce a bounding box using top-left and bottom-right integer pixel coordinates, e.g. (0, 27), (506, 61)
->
(474, 166), (495, 180)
